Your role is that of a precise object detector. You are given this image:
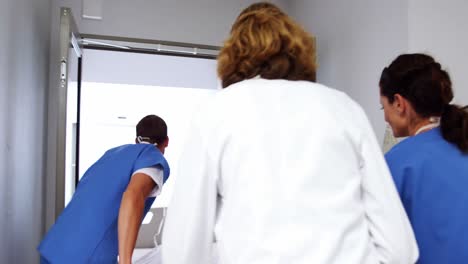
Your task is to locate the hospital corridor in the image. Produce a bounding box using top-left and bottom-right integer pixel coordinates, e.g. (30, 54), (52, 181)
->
(1, 0), (468, 263)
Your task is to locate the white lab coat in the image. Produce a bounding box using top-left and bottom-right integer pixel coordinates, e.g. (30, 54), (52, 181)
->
(162, 79), (418, 264)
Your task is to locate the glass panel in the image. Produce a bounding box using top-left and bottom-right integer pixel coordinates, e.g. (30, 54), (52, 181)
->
(64, 45), (80, 206)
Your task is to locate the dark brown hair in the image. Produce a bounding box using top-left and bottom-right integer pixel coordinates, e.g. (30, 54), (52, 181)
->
(380, 53), (468, 152)
(136, 115), (168, 145)
(217, 2), (316, 88)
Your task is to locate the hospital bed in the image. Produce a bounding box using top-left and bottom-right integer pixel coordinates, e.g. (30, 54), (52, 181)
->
(132, 207), (166, 262)
(132, 207), (218, 264)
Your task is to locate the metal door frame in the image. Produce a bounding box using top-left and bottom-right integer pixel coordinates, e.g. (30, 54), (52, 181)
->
(55, 7), (82, 218)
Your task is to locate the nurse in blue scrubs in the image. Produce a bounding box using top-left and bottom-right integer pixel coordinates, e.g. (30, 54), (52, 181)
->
(380, 54), (468, 264)
(38, 115), (170, 264)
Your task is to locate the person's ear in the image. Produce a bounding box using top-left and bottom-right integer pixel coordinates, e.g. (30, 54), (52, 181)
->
(393, 94), (406, 115)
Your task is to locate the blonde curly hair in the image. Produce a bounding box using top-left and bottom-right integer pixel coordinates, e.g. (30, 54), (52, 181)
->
(218, 2), (317, 88)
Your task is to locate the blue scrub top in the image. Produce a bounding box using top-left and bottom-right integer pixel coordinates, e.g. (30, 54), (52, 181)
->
(386, 128), (468, 264)
(38, 144), (170, 264)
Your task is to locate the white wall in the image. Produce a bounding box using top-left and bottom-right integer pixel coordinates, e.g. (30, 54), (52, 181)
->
(290, 0), (409, 143)
(82, 49), (219, 88)
(290, 0), (468, 143)
(0, 0), (51, 262)
(409, 0), (468, 105)
(0, 1), (9, 260)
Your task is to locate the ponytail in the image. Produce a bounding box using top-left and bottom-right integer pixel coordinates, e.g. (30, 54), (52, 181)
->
(441, 104), (468, 153)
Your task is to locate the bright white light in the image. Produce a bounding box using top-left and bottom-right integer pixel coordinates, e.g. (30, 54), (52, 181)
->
(79, 82), (217, 208)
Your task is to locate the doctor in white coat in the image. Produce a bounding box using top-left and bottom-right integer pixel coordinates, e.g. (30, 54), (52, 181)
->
(162, 2), (418, 264)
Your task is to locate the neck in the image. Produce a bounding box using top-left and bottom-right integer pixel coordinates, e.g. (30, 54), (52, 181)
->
(409, 117), (440, 136)
(157, 146), (165, 154)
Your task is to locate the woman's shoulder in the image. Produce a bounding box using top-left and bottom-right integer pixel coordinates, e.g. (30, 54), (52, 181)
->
(385, 129), (444, 167)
